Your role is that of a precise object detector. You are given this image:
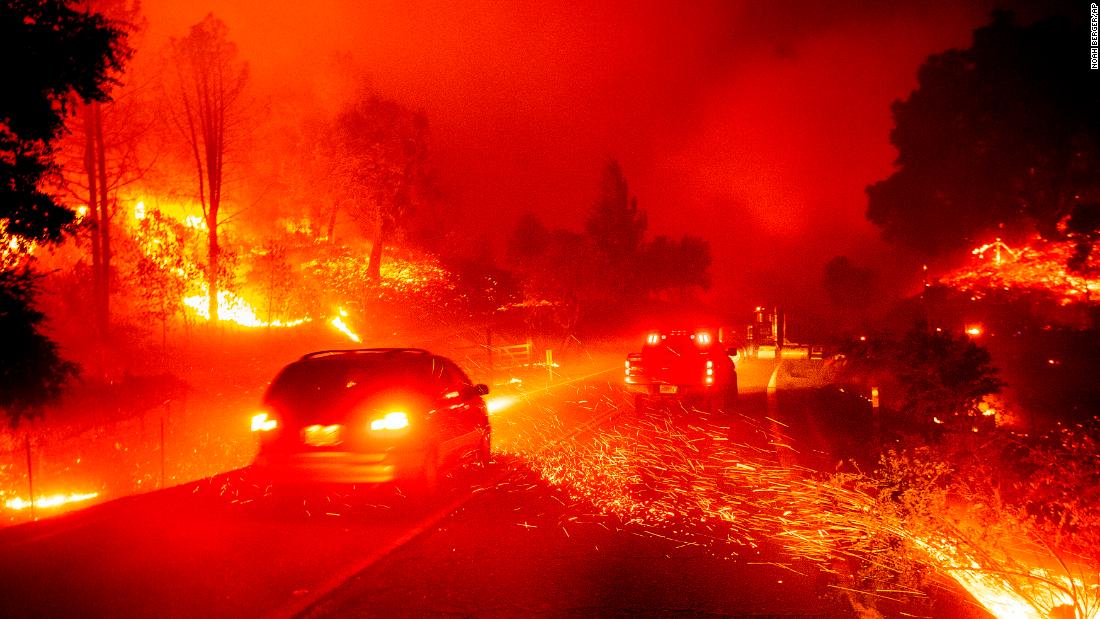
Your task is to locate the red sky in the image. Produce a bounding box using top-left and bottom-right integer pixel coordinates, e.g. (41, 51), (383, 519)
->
(139, 0), (997, 317)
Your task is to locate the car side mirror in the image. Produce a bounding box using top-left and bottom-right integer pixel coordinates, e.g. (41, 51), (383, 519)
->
(474, 383), (490, 396)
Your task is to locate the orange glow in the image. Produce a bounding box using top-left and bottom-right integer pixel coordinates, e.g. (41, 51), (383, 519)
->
(369, 411), (409, 431)
(5, 492), (99, 511)
(942, 236), (1099, 305)
(646, 332), (660, 345)
(184, 290), (311, 328)
(329, 308), (362, 343)
(966, 325), (983, 336)
(250, 412), (278, 432)
(486, 396), (516, 414)
(0, 221), (37, 268)
(914, 538), (1099, 619)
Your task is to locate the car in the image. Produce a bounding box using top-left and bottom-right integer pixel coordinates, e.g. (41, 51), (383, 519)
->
(249, 348), (491, 495)
(625, 328), (738, 413)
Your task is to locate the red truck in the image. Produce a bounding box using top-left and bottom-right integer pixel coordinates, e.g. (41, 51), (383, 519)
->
(624, 328), (738, 412)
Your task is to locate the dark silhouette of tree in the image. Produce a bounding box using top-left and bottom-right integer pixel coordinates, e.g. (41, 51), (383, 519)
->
(1, 0), (128, 424)
(586, 160), (647, 259)
(866, 10), (1100, 265)
(506, 212), (550, 265)
(1, 0), (128, 243)
(0, 270), (79, 425)
(840, 320), (1003, 434)
(639, 234), (712, 301)
(164, 14), (249, 322)
(585, 159), (647, 300)
(334, 96), (430, 279)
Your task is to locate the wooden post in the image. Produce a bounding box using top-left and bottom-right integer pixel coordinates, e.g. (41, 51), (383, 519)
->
(871, 386), (881, 447)
(160, 410), (167, 490)
(25, 435), (34, 521)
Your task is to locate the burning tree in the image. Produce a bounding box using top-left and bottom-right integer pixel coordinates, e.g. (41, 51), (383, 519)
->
(333, 95), (431, 280)
(866, 10), (1100, 267)
(163, 13), (249, 322)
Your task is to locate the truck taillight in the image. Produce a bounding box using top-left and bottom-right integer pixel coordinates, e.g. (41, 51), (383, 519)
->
(706, 360), (714, 376)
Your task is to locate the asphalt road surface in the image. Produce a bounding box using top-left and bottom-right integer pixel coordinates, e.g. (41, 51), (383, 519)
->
(0, 359), (988, 618)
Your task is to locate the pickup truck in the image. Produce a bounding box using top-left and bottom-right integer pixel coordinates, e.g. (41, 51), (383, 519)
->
(624, 329), (738, 412)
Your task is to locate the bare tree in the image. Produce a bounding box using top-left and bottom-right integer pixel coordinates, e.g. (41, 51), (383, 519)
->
(50, 0), (144, 347)
(164, 14), (248, 321)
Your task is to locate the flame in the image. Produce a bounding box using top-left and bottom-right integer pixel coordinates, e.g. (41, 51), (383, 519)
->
(941, 236), (1099, 305)
(5, 492), (100, 511)
(183, 288), (310, 328)
(0, 220), (37, 268)
(329, 307), (361, 342)
(496, 393), (1099, 619)
(914, 538), (1098, 619)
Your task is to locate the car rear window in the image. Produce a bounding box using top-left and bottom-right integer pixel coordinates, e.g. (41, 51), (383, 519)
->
(265, 356), (429, 418)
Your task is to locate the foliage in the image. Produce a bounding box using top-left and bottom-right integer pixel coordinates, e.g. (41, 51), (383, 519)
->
(838, 319), (1003, 434)
(332, 95), (431, 279)
(129, 209), (191, 334)
(0, 0), (127, 420)
(0, 268), (79, 425)
(585, 160), (647, 299)
(866, 10), (1100, 264)
(1, 0), (129, 243)
(164, 13), (249, 321)
(505, 160), (712, 334)
(638, 234), (712, 299)
(850, 427), (1100, 619)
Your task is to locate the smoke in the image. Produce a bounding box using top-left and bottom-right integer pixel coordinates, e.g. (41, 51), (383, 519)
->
(139, 0), (994, 316)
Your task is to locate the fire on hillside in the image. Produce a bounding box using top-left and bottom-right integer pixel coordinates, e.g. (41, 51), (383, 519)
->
(939, 236), (1099, 305)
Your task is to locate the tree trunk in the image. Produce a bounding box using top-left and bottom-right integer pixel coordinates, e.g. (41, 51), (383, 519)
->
(83, 108), (103, 336)
(81, 106), (110, 347)
(327, 201), (338, 243)
(367, 214), (384, 280)
(207, 221), (219, 322)
(94, 102), (111, 342)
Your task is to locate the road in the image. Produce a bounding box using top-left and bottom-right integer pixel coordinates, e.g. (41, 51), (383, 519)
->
(0, 358), (985, 618)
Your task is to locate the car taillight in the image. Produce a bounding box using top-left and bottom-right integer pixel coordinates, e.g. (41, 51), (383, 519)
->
(369, 411), (410, 432)
(251, 411), (278, 432)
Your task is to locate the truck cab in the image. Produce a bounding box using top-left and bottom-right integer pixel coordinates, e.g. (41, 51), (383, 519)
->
(624, 328), (738, 412)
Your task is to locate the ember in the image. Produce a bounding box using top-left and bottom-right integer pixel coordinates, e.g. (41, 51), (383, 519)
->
(941, 237), (1099, 305)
